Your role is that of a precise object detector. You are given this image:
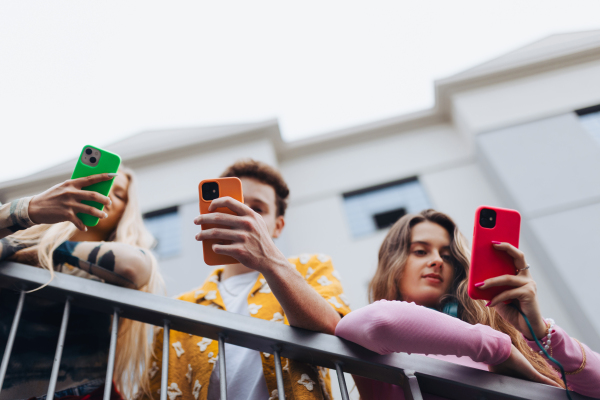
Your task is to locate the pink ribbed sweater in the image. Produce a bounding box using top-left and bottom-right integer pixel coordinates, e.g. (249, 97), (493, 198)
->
(335, 300), (600, 399)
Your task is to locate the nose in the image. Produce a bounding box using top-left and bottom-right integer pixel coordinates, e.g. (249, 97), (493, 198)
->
(428, 252), (444, 271)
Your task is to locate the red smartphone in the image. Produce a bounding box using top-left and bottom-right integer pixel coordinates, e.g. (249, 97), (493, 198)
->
(468, 206), (521, 301)
(199, 177), (244, 266)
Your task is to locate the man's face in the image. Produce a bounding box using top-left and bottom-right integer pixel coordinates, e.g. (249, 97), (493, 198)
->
(240, 177), (285, 239)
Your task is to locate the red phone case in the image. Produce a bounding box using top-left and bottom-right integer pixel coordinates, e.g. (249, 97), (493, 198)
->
(468, 206), (521, 301)
(199, 178), (244, 266)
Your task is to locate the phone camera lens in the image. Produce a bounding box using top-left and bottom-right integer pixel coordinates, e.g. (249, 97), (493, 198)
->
(90, 157), (97, 163)
(479, 208), (497, 229)
(85, 148), (92, 155)
(202, 182), (220, 201)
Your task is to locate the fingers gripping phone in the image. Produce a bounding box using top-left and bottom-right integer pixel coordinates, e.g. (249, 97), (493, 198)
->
(468, 206), (521, 301)
(199, 178), (244, 266)
(71, 145), (121, 227)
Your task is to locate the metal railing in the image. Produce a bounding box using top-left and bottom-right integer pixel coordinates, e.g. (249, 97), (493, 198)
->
(0, 262), (593, 400)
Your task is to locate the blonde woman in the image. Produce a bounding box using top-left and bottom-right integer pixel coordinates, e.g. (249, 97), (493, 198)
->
(0, 168), (164, 399)
(335, 209), (600, 399)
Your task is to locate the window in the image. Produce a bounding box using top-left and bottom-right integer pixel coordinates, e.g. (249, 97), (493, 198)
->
(576, 104), (600, 146)
(143, 206), (181, 259)
(343, 177), (431, 238)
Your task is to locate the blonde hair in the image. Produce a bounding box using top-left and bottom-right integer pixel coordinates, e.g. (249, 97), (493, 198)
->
(9, 167), (164, 399)
(369, 209), (563, 387)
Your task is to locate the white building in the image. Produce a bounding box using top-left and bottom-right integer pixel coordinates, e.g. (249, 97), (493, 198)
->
(2, 29), (600, 360)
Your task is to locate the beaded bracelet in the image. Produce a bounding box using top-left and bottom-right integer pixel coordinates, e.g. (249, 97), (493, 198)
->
(535, 319), (587, 375)
(538, 318), (556, 356)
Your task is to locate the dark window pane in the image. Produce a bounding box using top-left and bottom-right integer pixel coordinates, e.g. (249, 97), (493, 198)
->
(373, 208), (406, 230)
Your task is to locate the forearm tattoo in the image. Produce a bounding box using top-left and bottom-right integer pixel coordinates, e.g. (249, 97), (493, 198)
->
(0, 238), (30, 262)
(53, 241), (134, 288)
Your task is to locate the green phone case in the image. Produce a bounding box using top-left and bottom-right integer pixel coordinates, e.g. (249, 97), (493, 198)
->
(71, 145), (121, 227)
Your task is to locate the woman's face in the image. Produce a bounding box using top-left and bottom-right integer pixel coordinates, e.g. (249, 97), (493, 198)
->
(93, 173), (129, 235)
(398, 221), (455, 308)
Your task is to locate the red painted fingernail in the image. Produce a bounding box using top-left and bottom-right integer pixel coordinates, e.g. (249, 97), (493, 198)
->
(474, 282), (485, 288)
(485, 301), (491, 307)
(492, 241), (501, 244)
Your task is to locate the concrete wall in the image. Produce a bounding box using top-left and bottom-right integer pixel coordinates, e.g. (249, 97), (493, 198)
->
(452, 60), (600, 136)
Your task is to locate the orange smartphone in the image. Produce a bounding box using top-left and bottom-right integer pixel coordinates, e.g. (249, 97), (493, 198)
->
(199, 177), (244, 266)
(468, 206), (521, 301)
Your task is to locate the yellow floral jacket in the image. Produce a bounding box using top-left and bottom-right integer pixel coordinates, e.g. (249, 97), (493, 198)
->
(144, 254), (351, 400)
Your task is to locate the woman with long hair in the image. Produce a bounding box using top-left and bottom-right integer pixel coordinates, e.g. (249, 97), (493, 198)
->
(0, 167), (164, 399)
(335, 209), (599, 399)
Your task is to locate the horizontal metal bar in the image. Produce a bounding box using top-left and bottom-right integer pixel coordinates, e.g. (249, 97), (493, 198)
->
(0, 262), (593, 400)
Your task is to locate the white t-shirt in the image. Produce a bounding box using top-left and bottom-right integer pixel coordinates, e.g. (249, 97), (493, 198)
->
(207, 271), (270, 400)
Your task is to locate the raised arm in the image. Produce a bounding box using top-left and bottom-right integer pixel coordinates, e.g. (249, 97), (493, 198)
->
(0, 173), (114, 240)
(479, 242), (600, 397)
(0, 198), (36, 240)
(54, 241), (153, 289)
(194, 197), (343, 334)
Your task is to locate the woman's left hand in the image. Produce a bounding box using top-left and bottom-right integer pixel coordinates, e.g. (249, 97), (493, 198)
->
(476, 242), (547, 340)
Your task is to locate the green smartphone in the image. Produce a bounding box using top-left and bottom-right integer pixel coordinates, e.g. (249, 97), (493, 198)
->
(71, 145), (121, 227)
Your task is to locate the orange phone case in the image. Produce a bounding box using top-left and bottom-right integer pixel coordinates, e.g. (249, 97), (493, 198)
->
(199, 177), (244, 266)
(468, 206), (521, 301)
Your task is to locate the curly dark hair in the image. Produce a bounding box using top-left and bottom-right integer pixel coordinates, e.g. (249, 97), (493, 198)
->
(220, 159), (290, 217)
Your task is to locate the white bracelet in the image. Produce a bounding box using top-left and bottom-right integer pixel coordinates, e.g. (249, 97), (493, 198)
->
(538, 318), (556, 355)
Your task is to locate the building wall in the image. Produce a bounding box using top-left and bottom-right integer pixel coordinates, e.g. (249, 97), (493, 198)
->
(452, 60), (600, 136)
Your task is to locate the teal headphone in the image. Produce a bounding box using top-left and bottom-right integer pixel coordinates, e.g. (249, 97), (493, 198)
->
(442, 300), (459, 318)
(428, 300), (459, 318)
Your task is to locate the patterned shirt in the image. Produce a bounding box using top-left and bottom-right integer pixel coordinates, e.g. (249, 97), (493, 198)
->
(144, 254), (351, 400)
(0, 197), (35, 240)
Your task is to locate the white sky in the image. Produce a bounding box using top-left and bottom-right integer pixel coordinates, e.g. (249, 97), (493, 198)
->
(1, 1), (599, 183)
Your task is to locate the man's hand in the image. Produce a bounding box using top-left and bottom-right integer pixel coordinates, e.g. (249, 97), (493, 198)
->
(194, 197), (342, 334)
(28, 173), (115, 231)
(193, 196), (288, 273)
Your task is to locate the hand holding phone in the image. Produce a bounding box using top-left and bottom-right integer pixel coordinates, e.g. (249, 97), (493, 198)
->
(468, 206), (521, 301)
(198, 178), (244, 266)
(28, 174), (114, 231)
(71, 145), (121, 227)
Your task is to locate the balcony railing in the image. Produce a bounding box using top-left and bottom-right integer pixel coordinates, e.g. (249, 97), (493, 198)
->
(0, 262), (593, 400)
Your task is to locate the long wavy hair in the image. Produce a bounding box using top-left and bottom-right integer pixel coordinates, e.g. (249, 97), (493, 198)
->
(369, 209), (563, 387)
(8, 167), (165, 399)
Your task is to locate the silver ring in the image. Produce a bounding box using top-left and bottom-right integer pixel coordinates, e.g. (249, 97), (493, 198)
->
(517, 264), (530, 273)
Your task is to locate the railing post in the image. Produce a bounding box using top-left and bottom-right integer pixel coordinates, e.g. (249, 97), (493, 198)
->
(103, 308), (120, 400)
(0, 290), (26, 393)
(218, 333), (227, 400)
(47, 298), (71, 399)
(160, 320), (170, 400)
(273, 347), (286, 400)
(334, 362), (350, 400)
(402, 369), (423, 400)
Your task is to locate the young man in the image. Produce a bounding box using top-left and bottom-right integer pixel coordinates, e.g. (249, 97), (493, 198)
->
(145, 160), (350, 400)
